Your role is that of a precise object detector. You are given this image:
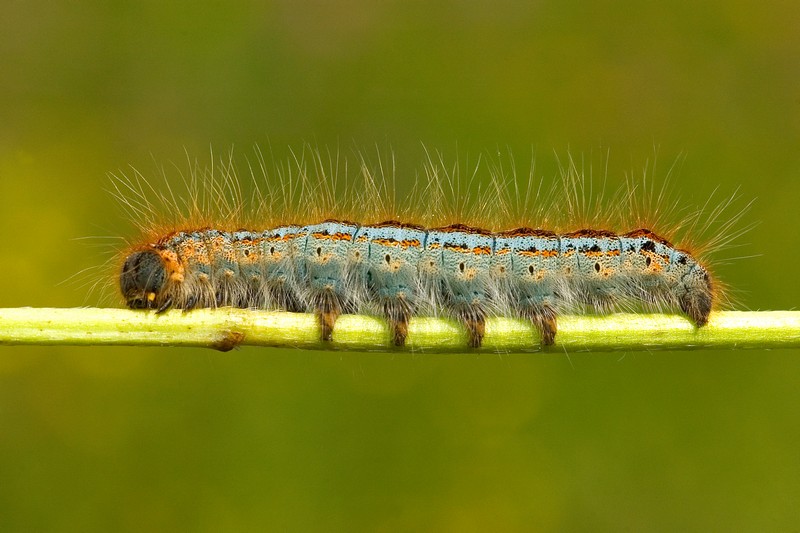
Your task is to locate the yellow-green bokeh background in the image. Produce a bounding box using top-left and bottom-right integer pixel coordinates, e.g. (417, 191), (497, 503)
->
(1, 2), (799, 531)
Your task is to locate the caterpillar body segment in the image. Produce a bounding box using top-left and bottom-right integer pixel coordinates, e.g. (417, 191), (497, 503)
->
(354, 222), (426, 347)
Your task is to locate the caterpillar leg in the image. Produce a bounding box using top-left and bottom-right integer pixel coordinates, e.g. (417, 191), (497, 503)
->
(521, 304), (558, 345)
(316, 291), (342, 341)
(458, 305), (486, 348)
(156, 297), (173, 314)
(389, 316), (409, 348)
(384, 297), (413, 347)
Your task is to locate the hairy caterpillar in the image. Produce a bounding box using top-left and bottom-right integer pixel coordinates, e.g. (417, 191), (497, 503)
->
(113, 147), (746, 349)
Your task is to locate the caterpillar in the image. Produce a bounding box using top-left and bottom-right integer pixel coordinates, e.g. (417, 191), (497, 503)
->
(113, 147), (745, 349)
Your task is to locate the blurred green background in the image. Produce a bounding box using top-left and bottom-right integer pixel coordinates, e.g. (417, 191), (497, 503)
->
(1, 1), (799, 531)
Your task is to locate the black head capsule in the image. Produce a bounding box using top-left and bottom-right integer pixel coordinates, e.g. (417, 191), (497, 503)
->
(120, 249), (168, 309)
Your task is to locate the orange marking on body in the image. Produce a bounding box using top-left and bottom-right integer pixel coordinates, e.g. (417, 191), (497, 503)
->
(373, 238), (422, 250)
(443, 244), (469, 253)
(207, 237), (231, 260)
(311, 232), (353, 242)
(641, 251), (665, 272)
(176, 237), (213, 265)
(519, 249), (559, 258)
(158, 249), (185, 282)
(442, 243), (492, 255)
(266, 234), (298, 243)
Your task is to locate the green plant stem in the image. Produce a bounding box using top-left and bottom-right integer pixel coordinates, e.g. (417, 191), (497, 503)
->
(0, 308), (798, 352)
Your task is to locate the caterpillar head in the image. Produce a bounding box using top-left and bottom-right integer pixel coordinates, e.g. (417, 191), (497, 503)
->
(120, 249), (169, 310)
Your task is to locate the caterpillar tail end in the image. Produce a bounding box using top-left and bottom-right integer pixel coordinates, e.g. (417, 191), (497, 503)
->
(680, 290), (713, 327)
(679, 266), (714, 328)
